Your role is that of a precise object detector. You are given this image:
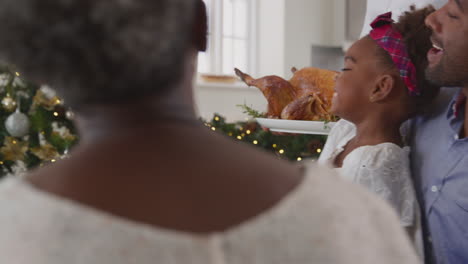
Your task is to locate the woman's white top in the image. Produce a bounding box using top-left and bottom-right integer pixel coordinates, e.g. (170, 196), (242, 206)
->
(0, 163), (420, 264)
(319, 119), (423, 256)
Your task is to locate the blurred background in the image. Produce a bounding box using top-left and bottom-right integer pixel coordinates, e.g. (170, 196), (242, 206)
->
(0, 0), (368, 176)
(195, 0), (366, 122)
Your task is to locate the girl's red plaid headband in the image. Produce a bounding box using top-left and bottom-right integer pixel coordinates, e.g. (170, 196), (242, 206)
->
(369, 12), (419, 96)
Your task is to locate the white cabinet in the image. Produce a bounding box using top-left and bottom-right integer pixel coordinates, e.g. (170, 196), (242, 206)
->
(307, 0), (346, 47)
(345, 0), (367, 48)
(257, 0), (366, 78)
(295, 0), (365, 48)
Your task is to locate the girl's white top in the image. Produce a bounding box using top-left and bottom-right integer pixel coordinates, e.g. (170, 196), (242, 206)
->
(319, 119), (423, 257)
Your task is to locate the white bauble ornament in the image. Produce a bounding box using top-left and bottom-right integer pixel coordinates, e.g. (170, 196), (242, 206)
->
(5, 112), (31, 137)
(40, 85), (57, 99)
(0, 74), (9, 87)
(65, 110), (75, 120)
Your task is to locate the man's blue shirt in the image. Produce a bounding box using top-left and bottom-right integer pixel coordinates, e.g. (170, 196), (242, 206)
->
(409, 88), (468, 264)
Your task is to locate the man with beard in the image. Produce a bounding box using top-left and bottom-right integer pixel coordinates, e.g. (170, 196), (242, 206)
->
(407, 0), (468, 263)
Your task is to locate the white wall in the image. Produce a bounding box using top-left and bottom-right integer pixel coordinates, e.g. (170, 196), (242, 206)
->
(257, 0), (286, 77)
(257, 0), (346, 78)
(195, 82), (267, 122)
(360, 0), (446, 37)
(284, 0), (315, 78)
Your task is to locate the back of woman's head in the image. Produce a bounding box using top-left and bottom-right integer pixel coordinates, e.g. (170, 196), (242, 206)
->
(0, 0), (196, 109)
(375, 5), (440, 114)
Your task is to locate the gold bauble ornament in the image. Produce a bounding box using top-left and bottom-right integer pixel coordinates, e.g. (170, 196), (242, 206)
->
(32, 90), (61, 110)
(1, 96), (17, 112)
(0, 137), (28, 161)
(31, 143), (60, 161)
(52, 131), (76, 142)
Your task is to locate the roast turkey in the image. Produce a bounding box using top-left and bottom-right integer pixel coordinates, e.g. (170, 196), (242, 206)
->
(234, 67), (338, 121)
(234, 68), (295, 118)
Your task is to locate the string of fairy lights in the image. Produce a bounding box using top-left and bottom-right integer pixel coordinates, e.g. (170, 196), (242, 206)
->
(204, 114), (325, 162)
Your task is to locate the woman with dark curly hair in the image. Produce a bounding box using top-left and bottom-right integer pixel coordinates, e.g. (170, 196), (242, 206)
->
(0, 0), (420, 263)
(319, 5), (440, 259)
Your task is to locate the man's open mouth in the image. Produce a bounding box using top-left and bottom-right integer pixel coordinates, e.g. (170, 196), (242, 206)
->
(432, 43), (444, 52)
(428, 40), (444, 66)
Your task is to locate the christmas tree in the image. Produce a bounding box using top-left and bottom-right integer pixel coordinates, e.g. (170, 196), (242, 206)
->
(0, 65), (78, 177)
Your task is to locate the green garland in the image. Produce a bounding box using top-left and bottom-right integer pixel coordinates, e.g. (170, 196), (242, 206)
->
(205, 114), (326, 161)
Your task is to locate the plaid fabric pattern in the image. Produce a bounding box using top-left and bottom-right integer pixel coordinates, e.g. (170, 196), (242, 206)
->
(369, 12), (419, 96)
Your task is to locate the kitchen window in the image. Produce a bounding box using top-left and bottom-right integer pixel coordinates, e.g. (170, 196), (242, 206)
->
(198, 0), (257, 76)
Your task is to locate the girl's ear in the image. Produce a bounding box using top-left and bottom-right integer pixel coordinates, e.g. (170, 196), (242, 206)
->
(369, 74), (395, 102)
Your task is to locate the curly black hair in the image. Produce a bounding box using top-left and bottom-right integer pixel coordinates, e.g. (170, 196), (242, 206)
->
(0, 0), (197, 109)
(374, 5), (440, 114)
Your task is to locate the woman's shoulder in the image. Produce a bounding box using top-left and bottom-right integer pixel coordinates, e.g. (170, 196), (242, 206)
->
(0, 168), (420, 264)
(223, 162), (420, 263)
(0, 176), (220, 263)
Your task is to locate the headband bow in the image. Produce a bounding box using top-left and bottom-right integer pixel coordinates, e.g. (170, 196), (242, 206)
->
(370, 12), (419, 96)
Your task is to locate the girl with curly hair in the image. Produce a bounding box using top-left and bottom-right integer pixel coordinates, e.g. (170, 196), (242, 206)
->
(319, 5), (440, 258)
